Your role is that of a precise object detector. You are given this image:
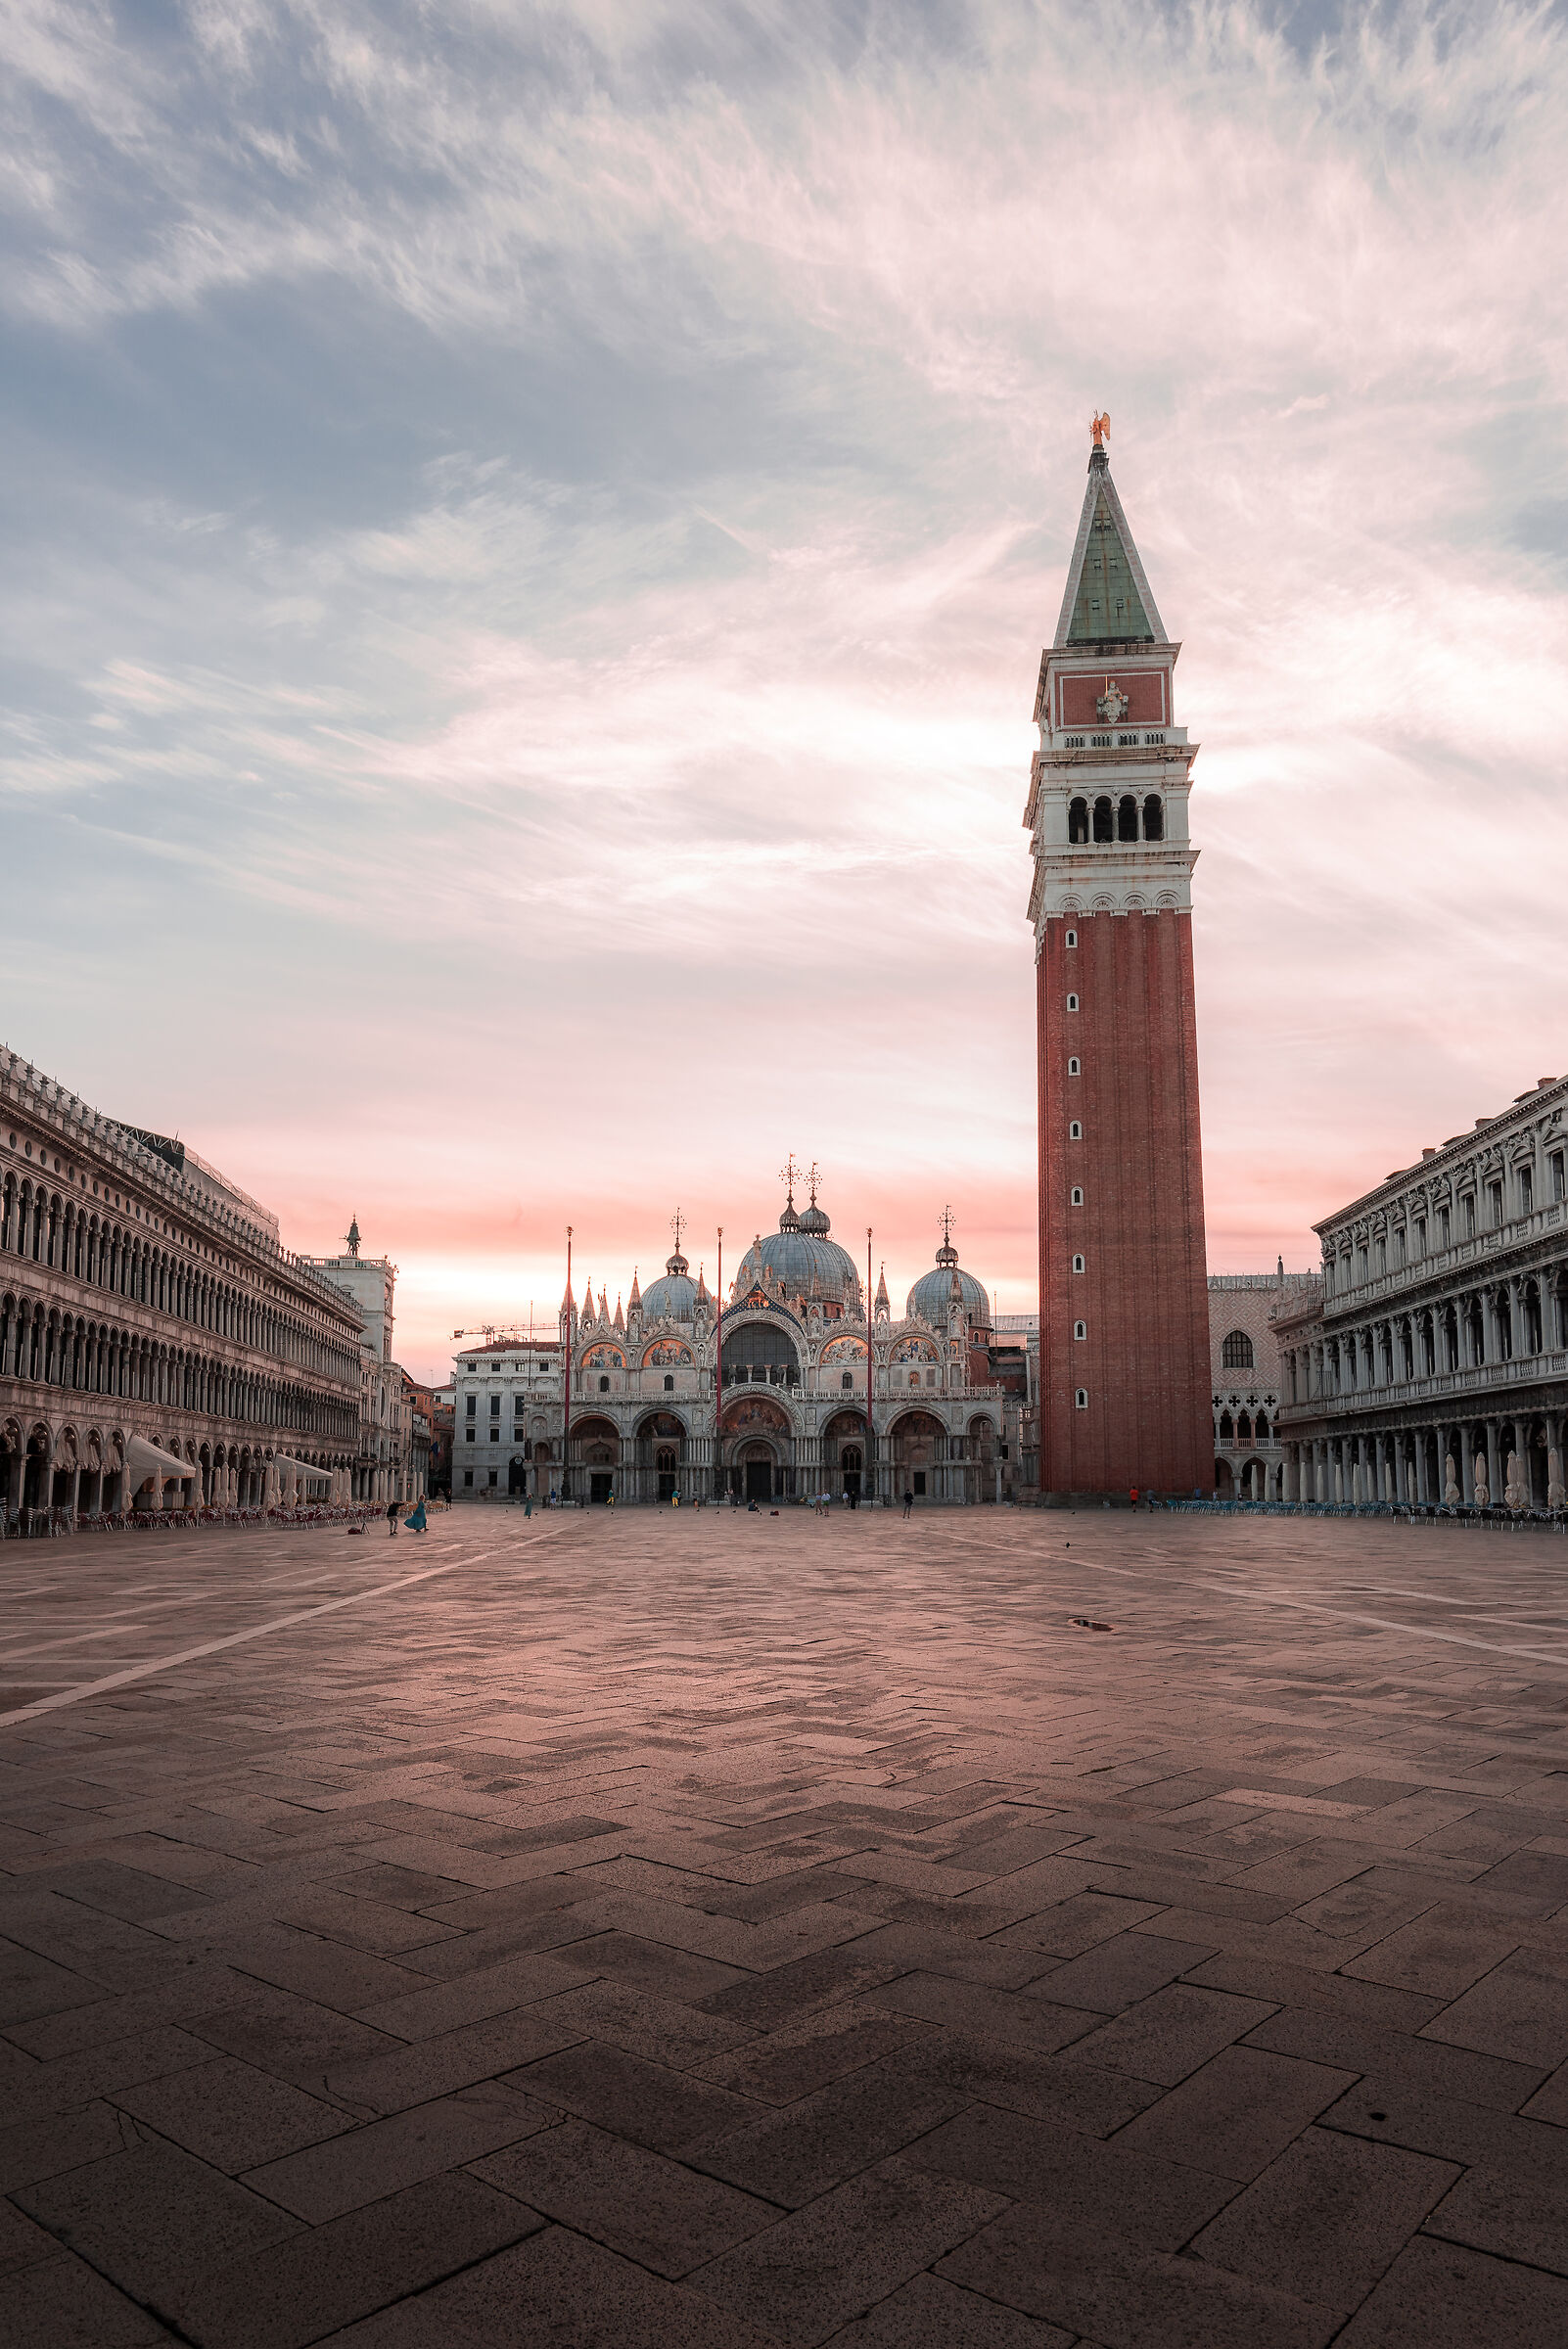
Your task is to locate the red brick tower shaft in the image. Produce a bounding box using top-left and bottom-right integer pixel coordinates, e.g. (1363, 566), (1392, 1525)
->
(1026, 435), (1211, 1497)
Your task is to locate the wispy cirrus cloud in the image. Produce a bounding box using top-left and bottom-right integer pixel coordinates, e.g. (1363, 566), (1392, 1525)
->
(2, 0), (1566, 1377)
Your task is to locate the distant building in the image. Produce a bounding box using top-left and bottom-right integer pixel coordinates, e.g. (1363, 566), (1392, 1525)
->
(302, 1221), (415, 1502)
(402, 1370), (433, 1497)
(452, 1341), (564, 1498)
(1275, 1075), (1568, 1508)
(429, 1382), (454, 1495)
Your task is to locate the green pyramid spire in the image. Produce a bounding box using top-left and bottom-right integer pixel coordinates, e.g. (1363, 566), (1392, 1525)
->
(1065, 483), (1154, 644)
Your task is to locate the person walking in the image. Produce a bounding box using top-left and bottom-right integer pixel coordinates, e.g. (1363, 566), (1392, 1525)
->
(386, 1498), (401, 1537)
(524, 1491), (533, 1520)
(901, 1487), (914, 1519)
(403, 1496), (427, 1534)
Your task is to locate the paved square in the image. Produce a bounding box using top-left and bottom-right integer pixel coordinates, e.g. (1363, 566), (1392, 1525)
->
(4, 1506), (1568, 2346)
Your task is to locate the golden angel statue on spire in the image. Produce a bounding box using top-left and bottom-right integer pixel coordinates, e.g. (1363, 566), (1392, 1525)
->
(1090, 411), (1111, 448)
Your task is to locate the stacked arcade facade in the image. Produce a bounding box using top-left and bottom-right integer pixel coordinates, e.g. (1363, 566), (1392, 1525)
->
(1025, 433), (1212, 1497)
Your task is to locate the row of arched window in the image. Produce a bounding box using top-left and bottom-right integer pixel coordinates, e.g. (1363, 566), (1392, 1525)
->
(1287, 1274), (1565, 1400)
(1217, 1409), (1270, 1443)
(0, 1292), (357, 1442)
(1068, 794), (1164, 844)
(0, 1171), (359, 1385)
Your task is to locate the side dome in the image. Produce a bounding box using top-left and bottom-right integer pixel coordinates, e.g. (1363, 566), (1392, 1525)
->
(641, 1248), (699, 1321)
(906, 1235), (991, 1327)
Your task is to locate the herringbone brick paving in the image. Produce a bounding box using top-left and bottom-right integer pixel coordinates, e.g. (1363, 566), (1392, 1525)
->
(2, 1507), (1568, 2344)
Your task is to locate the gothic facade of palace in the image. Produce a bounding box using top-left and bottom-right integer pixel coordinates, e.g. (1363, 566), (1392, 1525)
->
(1273, 1074), (1568, 1508)
(1208, 1269), (1311, 1501)
(1027, 430), (1212, 1497)
(458, 1184), (1025, 1506)
(1, 1048), (365, 1522)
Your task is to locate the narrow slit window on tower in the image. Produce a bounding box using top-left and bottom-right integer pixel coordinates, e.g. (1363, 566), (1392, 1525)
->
(1065, 929), (1078, 948)
(1075, 1388), (1088, 1409)
(1074, 1320), (1086, 1340)
(1072, 1253), (1084, 1272)
(1092, 797), (1114, 842)
(1143, 795), (1164, 840)
(1070, 1186), (1084, 1206)
(1066, 993), (1079, 1011)
(1068, 1056), (1081, 1075)
(1069, 1121), (1083, 1139)
(1117, 794), (1138, 841)
(1068, 802), (1087, 845)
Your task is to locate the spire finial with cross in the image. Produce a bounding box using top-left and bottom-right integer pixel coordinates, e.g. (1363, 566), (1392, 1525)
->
(670, 1206), (685, 1254)
(807, 1160), (821, 1209)
(779, 1152), (802, 1210)
(940, 1204), (954, 1249)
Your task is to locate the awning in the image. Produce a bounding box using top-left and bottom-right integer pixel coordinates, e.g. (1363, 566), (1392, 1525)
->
(273, 1456), (335, 1488)
(125, 1436), (197, 1492)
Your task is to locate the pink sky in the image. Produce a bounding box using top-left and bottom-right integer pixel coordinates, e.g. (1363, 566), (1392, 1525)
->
(5, 2), (1567, 1382)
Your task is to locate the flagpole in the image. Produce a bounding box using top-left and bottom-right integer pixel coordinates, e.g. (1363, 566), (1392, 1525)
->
(714, 1228), (723, 1502)
(562, 1224), (573, 1504)
(866, 1225), (875, 1509)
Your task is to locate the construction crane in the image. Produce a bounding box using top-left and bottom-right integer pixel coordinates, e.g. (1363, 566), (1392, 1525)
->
(451, 1311), (552, 1346)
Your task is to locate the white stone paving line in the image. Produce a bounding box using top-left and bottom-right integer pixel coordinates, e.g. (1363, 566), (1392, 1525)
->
(0, 1530), (552, 1729)
(1025, 1543), (1568, 1670)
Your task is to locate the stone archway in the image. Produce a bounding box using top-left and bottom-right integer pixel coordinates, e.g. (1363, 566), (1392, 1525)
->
(892, 1410), (946, 1503)
(821, 1408), (868, 1501)
(739, 1441), (778, 1503)
(23, 1425), (51, 1512)
(721, 1393), (793, 1501)
(635, 1410), (688, 1504)
(570, 1415), (620, 1504)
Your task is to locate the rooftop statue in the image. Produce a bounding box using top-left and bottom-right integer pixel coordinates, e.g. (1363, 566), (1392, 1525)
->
(1090, 410), (1111, 448)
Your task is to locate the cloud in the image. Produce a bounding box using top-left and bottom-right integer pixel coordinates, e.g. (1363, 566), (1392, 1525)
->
(2, 0), (1566, 1379)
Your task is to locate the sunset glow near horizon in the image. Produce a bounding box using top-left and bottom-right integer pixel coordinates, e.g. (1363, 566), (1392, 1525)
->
(5, 2), (1567, 1384)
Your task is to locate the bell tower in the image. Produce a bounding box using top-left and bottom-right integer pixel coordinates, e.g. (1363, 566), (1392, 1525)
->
(1025, 420), (1212, 1498)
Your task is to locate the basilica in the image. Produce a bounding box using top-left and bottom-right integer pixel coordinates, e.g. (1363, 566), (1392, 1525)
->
(557, 1175), (1025, 1506)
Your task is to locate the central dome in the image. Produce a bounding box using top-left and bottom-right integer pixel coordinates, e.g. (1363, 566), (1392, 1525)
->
(735, 1198), (861, 1313)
